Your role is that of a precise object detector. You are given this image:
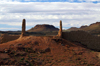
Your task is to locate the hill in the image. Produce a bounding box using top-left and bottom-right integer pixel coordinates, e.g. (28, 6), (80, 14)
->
(82, 22), (100, 35)
(67, 22), (100, 35)
(67, 27), (79, 31)
(80, 25), (88, 29)
(27, 24), (59, 32)
(67, 25), (88, 31)
(0, 36), (100, 65)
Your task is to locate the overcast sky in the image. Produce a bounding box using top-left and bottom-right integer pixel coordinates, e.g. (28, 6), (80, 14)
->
(0, 0), (100, 31)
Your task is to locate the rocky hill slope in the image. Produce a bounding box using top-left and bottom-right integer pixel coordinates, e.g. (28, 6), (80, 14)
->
(27, 24), (59, 32)
(82, 22), (100, 35)
(0, 36), (100, 65)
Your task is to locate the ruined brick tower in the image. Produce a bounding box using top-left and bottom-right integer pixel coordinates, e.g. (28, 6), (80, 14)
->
(20, 19), (26, 38)
(57, 20), (62, 38)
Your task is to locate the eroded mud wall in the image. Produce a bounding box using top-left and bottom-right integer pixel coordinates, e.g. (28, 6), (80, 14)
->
(0, 34), (20, 44)
(62, 31), (100, 51)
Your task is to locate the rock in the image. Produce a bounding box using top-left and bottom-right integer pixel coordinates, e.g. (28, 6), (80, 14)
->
(45, 47), (51, 52)
(4, 49), (9, 53)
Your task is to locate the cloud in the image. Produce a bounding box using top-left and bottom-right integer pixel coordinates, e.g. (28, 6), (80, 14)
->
(0, 28), (19, 29)
(0, 0), (100, 3)
(0, 28), (20, 31)
(0, 2), (100, 30)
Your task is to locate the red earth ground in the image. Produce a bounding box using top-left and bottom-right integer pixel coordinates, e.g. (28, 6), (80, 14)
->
(0, 36), (100, 66)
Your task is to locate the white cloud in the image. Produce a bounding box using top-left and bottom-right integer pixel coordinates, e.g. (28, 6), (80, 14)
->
(0, 0), (100, 3)
(85, 0), (100, 1)
(0, 28), (19, 29)
(24, 0), (31, 1)
(0, 2), (100, 30)
(0, 28), (19, 31)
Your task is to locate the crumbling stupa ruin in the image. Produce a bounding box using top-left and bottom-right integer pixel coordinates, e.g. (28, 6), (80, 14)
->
(57, 20), (62, 38)
(20, 19), (26, 38)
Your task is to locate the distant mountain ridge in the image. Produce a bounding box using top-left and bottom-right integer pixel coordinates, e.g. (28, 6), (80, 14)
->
(80, 25), (88, 29)
(89, 22), (100, 26)
(82, 22), (100, 35)
(67, 27), (79, 31)
(27, 24), (59, 32)
(67, 22), (100, 35)
(67, 25), (88, 31)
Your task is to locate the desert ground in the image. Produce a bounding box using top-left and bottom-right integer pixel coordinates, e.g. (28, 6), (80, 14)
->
(0, 36), (100, 66)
